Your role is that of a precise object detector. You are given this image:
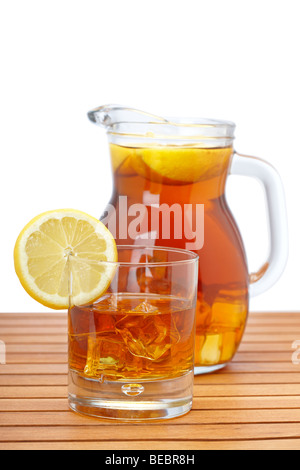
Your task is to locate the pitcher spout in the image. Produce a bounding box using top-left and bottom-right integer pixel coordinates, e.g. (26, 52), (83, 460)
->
(87, 104), (168, 128)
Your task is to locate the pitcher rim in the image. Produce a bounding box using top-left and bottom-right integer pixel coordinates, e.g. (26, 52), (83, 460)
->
(88, 105), (235, 146)
(88, 105), (235, 127)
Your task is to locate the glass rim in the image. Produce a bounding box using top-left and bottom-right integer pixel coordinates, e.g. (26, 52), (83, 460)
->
(75, 245), (199, 268)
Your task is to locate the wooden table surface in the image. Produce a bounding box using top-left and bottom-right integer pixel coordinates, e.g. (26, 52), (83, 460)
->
(0, 311), (300, 450)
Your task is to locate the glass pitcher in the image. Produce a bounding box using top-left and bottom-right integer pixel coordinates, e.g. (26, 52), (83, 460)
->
(88, 104), (289, 374)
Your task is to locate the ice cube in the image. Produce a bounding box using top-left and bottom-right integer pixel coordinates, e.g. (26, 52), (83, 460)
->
(133, 300), (159, 314)
(108, 294), (118, 310)
(196, 298), (212, 331)
(115, 311), (180, 361)
(84, 334), (126, 378)
(211, 299), (247, 329)
(200, 334), (223, 364)
(220, 331), (237, 362)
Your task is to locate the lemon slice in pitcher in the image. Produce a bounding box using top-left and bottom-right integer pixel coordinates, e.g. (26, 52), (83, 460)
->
(14, 209), (117, 309)
(130, 147), (233, 184)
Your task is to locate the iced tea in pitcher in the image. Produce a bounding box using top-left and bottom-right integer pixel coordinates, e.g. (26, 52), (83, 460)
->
(88, 104), (288, 374)
(102, 143), (249, 372)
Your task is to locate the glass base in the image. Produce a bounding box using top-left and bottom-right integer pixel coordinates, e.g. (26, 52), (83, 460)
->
(194, 363), (228, 375)
(69, 369), (194, 421)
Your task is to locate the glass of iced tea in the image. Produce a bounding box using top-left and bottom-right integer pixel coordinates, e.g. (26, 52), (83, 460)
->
(68, 246), (198, 421)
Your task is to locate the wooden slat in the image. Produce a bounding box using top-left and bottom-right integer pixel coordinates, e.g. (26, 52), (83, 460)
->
(193, 396), (300, 410)
(1, 342), (293, 353)
(1, 423), (300, 442)
(5, 354), (67, 364)
(3, 342), (292, 353)
(0, 439), (299, 450)
(195, 373), (300, 385)
(1, 371), (299, 386)
(0, 399), (68, 412)
(1, 372), (299, 386)
(1, 351), (295, 364)
(0, 319), (67, 326)
(247, 317), (300, 325)
(0, 311), (296, 319)
(2, 408), (300, 426)
(0, 327), (67, 334)
(0, 386), (66, 398)
(215, 362), (299, 373)
(238, 342), (293, 352)
(0, 311), (298, 317)
(233, 352), (292, 361)
(1, 361), (299, 375)
(0, 311), (300, 450)
(1, 383), (300, 399)
(2, 395), (300, 412)
(0, 313), (66, 319)
(0, 375), (67, 386)
(2, 325), (300, 334)
(2, 324), (299, 334)
(0, 315), (293, 325)
(0, 364), (68, 375)
(5, 344), (67, 353)
(1, 336), (298, 346)
(242, 334), (299, 342)
(193, 383), (300, 396)
(0, 335), (67, 344)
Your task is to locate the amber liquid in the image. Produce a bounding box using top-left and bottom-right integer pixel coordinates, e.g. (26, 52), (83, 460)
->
(103, 144), (249, 369)
(69, 294), (195, 381)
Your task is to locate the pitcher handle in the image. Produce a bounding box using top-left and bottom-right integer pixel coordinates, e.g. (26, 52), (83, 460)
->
(230, 152), (289, 297)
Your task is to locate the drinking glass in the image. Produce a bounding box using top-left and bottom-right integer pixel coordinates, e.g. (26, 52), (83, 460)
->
(68, 246), (199, 421)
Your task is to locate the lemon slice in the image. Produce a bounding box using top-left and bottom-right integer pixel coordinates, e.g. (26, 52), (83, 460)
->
(14, 209), (117, 310)
(130, 146), (233, 184)
(110, 144), (136, 176)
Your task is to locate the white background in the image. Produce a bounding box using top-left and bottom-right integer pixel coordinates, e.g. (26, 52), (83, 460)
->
(0, 0), (299, 313)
